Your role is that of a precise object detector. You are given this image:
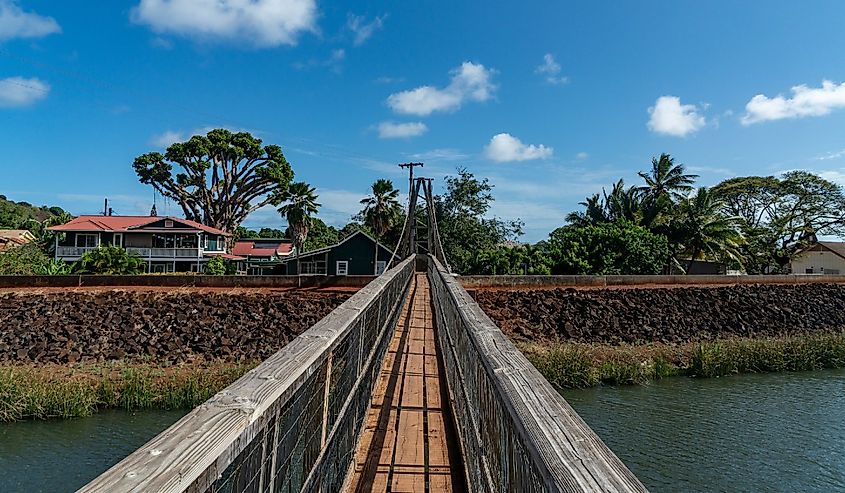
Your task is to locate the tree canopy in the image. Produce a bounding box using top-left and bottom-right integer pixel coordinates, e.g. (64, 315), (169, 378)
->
(133, 128), (294, 233)
(278, 182), (320, 256)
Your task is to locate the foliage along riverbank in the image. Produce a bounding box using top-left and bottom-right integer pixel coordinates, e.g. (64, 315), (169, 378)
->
(521, 330), (845, 389)
(0, 360), (255, 422)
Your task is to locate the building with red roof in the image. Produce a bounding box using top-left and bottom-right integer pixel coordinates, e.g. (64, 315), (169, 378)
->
(232, 238), (295, 275)
(48, 215), (240, 273)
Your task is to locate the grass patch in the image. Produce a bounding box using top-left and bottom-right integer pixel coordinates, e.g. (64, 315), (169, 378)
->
(0, 361), (255, 422)
(521, 331), (845, 389)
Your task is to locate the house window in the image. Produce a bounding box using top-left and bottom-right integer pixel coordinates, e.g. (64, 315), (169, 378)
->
(299, 259), (327, 275)
(76, 234), (98, 248)
(376, 261), (387, 275)
(165, 220), (174, 228)
(336, 260), (349, 276)
(806, 268), (814, 274)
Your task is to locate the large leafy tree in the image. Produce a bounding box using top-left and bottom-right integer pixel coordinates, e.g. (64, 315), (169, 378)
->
(359, 179), (403, 239)
(636, 153), (698, 203)
(546, 221), (669, 275)
(278, 182), (320, 265)
(133, 129), (294, 233)
(435, 168), (524, 274)
(712, 171), (845, 271)
(287, 218), (339, 251)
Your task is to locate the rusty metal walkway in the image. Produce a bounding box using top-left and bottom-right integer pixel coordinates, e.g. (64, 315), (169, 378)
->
(346, 272), (465, 492)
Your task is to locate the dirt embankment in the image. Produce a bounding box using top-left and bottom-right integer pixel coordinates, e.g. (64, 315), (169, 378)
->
(0, 290), (350, 364)
(474, 283), (845, 344)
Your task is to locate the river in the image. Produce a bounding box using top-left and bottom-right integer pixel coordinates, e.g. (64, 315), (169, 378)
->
(1, 371), (843, 492)
(563, 369), (845, 492)
(0, 409), (185, 492)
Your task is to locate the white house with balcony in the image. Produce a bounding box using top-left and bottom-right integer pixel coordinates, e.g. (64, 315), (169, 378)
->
(48, 215), (244, 273)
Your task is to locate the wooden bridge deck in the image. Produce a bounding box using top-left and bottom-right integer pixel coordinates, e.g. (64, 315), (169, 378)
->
(346, 273), (465, 493)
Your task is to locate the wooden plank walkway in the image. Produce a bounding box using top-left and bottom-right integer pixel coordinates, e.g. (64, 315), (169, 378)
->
(346, 273), (465, 493)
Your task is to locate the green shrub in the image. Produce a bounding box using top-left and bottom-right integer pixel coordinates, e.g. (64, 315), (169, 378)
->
(75, 245), (144, 274)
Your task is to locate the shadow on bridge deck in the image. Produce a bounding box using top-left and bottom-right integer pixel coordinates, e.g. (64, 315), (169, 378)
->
(347, 273), (466, 493)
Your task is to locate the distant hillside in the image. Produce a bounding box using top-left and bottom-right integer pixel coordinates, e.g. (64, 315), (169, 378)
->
(0, 195), (68, 230)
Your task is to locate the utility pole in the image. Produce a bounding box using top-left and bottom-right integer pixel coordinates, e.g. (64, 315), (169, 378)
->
(398, 162), (424, 197)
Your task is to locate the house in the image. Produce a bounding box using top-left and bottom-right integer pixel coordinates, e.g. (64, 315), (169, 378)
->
(232, 238), (295, 275)
(48, 215), (244, 273)
(0, 229), (36, 252)
(791, 242), (845, 275)
(283, 230), (394, 276)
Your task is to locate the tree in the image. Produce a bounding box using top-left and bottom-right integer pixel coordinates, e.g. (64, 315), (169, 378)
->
(566, 179), (665, 229)
(75, 246), (145, 275)
(712, 172), (845, 271)
(290, 218), (339, 251)
(133, 128), (294, 233)
(359, 179), (403, 239)
(673, 188), (744, 272)
(0, 243), (51, 275)
(546, 221), (670, 275)
(636, 153), (698, 203)
(278, 182), (320, 273)
(435, 168), (524, 274)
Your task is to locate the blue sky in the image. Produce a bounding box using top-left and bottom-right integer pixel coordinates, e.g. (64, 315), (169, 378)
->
(4, 1), (845, 241)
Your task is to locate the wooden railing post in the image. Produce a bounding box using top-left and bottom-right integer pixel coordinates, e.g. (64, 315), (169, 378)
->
(320, 350), (334, 449)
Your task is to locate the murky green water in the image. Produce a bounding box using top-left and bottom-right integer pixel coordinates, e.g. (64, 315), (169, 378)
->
(563, 369), (845, 492)
(0, 409), (185, 493)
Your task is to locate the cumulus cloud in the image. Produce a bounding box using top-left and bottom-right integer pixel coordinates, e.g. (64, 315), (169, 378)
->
(647, 96), (706, 137)
(0, 76), (49, 107)
(377, 121), (427, 139)
(741, 80), (845, 125)
(484, 133), (553, 162)
(131, 0), (317, 47)
(0, 0), (60, 41)
(151, 130), (183, 148)
(387, 62), (496, 116)
(347, 13), (385, 46)
(535, 53), (568, 85)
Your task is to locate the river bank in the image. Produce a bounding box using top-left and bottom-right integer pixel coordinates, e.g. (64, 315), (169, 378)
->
(0, 360), (254, 421)
(521, 330), (845, 388)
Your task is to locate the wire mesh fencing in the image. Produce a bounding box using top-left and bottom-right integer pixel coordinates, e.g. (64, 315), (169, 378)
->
(80, 256), (414, 493)
(427, 255), (648, 493)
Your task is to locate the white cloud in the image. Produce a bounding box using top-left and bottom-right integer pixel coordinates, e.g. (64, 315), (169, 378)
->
(817, 149), (845, 161)
(152, 130), (183, 148)
(387, 62), (496, 116)
(484, 133), (553, 162)
(535, 53), (568, 85)
(408, 148), (468, 162)
(131, 0), (317, 47)
(0, 0), (60, 41)
(347, 13), (385, 46)
(741, 80), (845, 125)
(647, 95), (706, 137)
(151, 125), (254, 148)
(294, 49), (345, 72)
(576, 151), (589, 160)
(0, 76), (49, 107)
(377, 121), (427, 139)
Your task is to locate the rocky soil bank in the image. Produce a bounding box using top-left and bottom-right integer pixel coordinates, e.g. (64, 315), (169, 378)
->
(475, 283), (845, 344)
(0, 290), (349, 364)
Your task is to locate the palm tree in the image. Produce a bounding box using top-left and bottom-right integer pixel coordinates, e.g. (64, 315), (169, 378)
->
(676, 187), (745, 273)
(636, 153), (699, 203)
(359, 179), (402, 274)
(360, 179), (402, 238)
(277, 182), (320, 274)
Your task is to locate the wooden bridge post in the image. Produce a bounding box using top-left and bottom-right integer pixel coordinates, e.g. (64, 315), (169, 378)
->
(320, 350), (334, 449)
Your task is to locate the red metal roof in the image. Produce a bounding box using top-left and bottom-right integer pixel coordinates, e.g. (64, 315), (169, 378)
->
(232, 240), (294, 257)
(204, 252), (246, 261)
(47, 215), (229, 236)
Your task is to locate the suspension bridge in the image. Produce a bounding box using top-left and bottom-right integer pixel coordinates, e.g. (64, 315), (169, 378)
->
(79, 177), (647, 493)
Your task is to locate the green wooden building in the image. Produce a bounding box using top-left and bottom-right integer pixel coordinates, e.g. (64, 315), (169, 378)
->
(283, 230), (394, 275)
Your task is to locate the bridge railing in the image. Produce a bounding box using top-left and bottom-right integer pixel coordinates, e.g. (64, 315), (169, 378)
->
(81, 256), (414, 493)
(426, 255), (648, 492)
